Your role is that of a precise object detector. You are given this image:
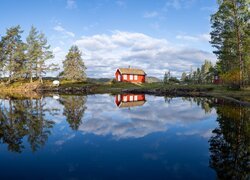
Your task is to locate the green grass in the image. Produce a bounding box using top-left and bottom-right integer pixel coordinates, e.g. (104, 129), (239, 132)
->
(1, 78), (250, 103)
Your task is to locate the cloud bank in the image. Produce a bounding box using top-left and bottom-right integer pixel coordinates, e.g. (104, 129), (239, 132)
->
(73, 31), (215, 78)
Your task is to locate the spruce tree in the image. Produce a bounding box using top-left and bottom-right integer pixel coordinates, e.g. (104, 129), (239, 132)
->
(210, 0), (250, 87)
(62, 45), (87, 81)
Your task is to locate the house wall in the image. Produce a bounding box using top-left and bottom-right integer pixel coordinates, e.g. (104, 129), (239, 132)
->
(115, 70), (122, 81)
(115, 70), (145, 83)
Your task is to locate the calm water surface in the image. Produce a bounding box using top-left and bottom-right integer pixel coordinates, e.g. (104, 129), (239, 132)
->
(0, 94), (249, 180)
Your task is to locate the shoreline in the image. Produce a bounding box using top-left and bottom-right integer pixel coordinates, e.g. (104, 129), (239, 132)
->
(1, 82), (250, 106)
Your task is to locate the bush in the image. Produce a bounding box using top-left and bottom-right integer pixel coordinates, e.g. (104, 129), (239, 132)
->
(221, 69), (240, 89)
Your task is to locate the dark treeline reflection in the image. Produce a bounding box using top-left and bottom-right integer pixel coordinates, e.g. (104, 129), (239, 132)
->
(180, 97), (250, 179)
(59, 95), (87, 131)
(0, 98), (56, 153)
(209, 103), (250, 179)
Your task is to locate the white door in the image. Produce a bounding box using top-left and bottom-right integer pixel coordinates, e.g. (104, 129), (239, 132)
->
(118, 74), (121, 81)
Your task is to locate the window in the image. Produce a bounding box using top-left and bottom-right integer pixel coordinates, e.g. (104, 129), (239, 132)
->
(124, 96), (127, 102)
(134, 75), (138, 80)
(130, 75), (133, 80)
(129, 96), (133, 101)
(134, 95), (138, 101)
(124, 74), (127, 80)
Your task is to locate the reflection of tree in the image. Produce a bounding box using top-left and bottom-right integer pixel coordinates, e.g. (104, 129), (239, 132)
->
(26, 99), (55, 152)
(164, 96), (173, 104)
(209, 104), (250, 179)
(60, 96), (87, 130)
(182, 97), (214, 114)
(0, 98), (55, 153)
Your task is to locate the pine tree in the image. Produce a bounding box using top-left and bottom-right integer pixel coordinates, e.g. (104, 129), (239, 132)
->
(201, 60), (213, 83)
(36, 32), (56, 83)
(0, 40), (4, 77)
(0, 26), (26, 83)
(210, 0), (250, 87)
(26, 26), (40, 82)
(181, 72), (187, 82)
(62, 45), (87, 81)
(163, 70), (170, 84)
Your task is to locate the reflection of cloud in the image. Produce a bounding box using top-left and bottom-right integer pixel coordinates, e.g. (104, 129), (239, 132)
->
(77, 95), (216, 139)
(176, 129), (213, 139)
(55, 134), (75, 145)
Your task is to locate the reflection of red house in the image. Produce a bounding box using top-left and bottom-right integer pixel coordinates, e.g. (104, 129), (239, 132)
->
(115, 68), (146, 83)
(115, 94), (146, 108)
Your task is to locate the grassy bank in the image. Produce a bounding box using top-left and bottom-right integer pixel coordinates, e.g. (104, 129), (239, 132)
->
(1, 79), (250, 103)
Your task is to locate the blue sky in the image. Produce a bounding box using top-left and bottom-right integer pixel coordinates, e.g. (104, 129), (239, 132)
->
(0, 0), (218, 78)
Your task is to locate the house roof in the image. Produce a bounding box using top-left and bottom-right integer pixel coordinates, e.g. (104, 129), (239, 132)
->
(117, 68), (146, 75)
(118, 100), (146, 108)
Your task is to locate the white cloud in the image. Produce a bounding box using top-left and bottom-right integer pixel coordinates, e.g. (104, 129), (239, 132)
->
(116, 0), (126, 8)
(74, 31), (215, 78)
(143, 11), (159, 18)
(176, 33), (211, 42)
(53, 25), (75, 38)
(66, 0), (77, 9)
(164, 0), (196, 10)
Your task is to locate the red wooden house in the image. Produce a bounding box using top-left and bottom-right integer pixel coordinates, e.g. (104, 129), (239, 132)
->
(115, 68), (146, 83)
(115, 94), (146, 108)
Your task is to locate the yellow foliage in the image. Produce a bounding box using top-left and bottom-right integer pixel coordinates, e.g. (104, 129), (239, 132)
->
(221, 69), (240, 85)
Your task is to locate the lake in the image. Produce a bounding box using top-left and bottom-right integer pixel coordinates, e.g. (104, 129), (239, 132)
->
(0, 94), (249, 180)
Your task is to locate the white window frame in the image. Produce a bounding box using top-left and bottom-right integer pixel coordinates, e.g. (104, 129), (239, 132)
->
(117, 95), (121, 101)
(124, 96), (127, 102)
(134, 75), (138, 80)
(134, 95), (138, 101)
(130, 75), (133, 80)
(123, 74), (127, 80)
(129, 96), (133, 101)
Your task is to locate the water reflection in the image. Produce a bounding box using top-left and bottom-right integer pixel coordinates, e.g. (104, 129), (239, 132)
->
(0, 95), (249, 179)
(59, 95), (87, 130)
(115, 94), (146, 108)
(209, 103), (250, 179)
(0, 98), (56, 153)
(79, 95), (215, 139)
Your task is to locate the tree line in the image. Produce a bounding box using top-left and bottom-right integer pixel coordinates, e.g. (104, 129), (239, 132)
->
(210, 0), (249, 88)
(164, 0), (249, 88)
(0, 95), (87, 153)
(0, 25), (87, 84)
